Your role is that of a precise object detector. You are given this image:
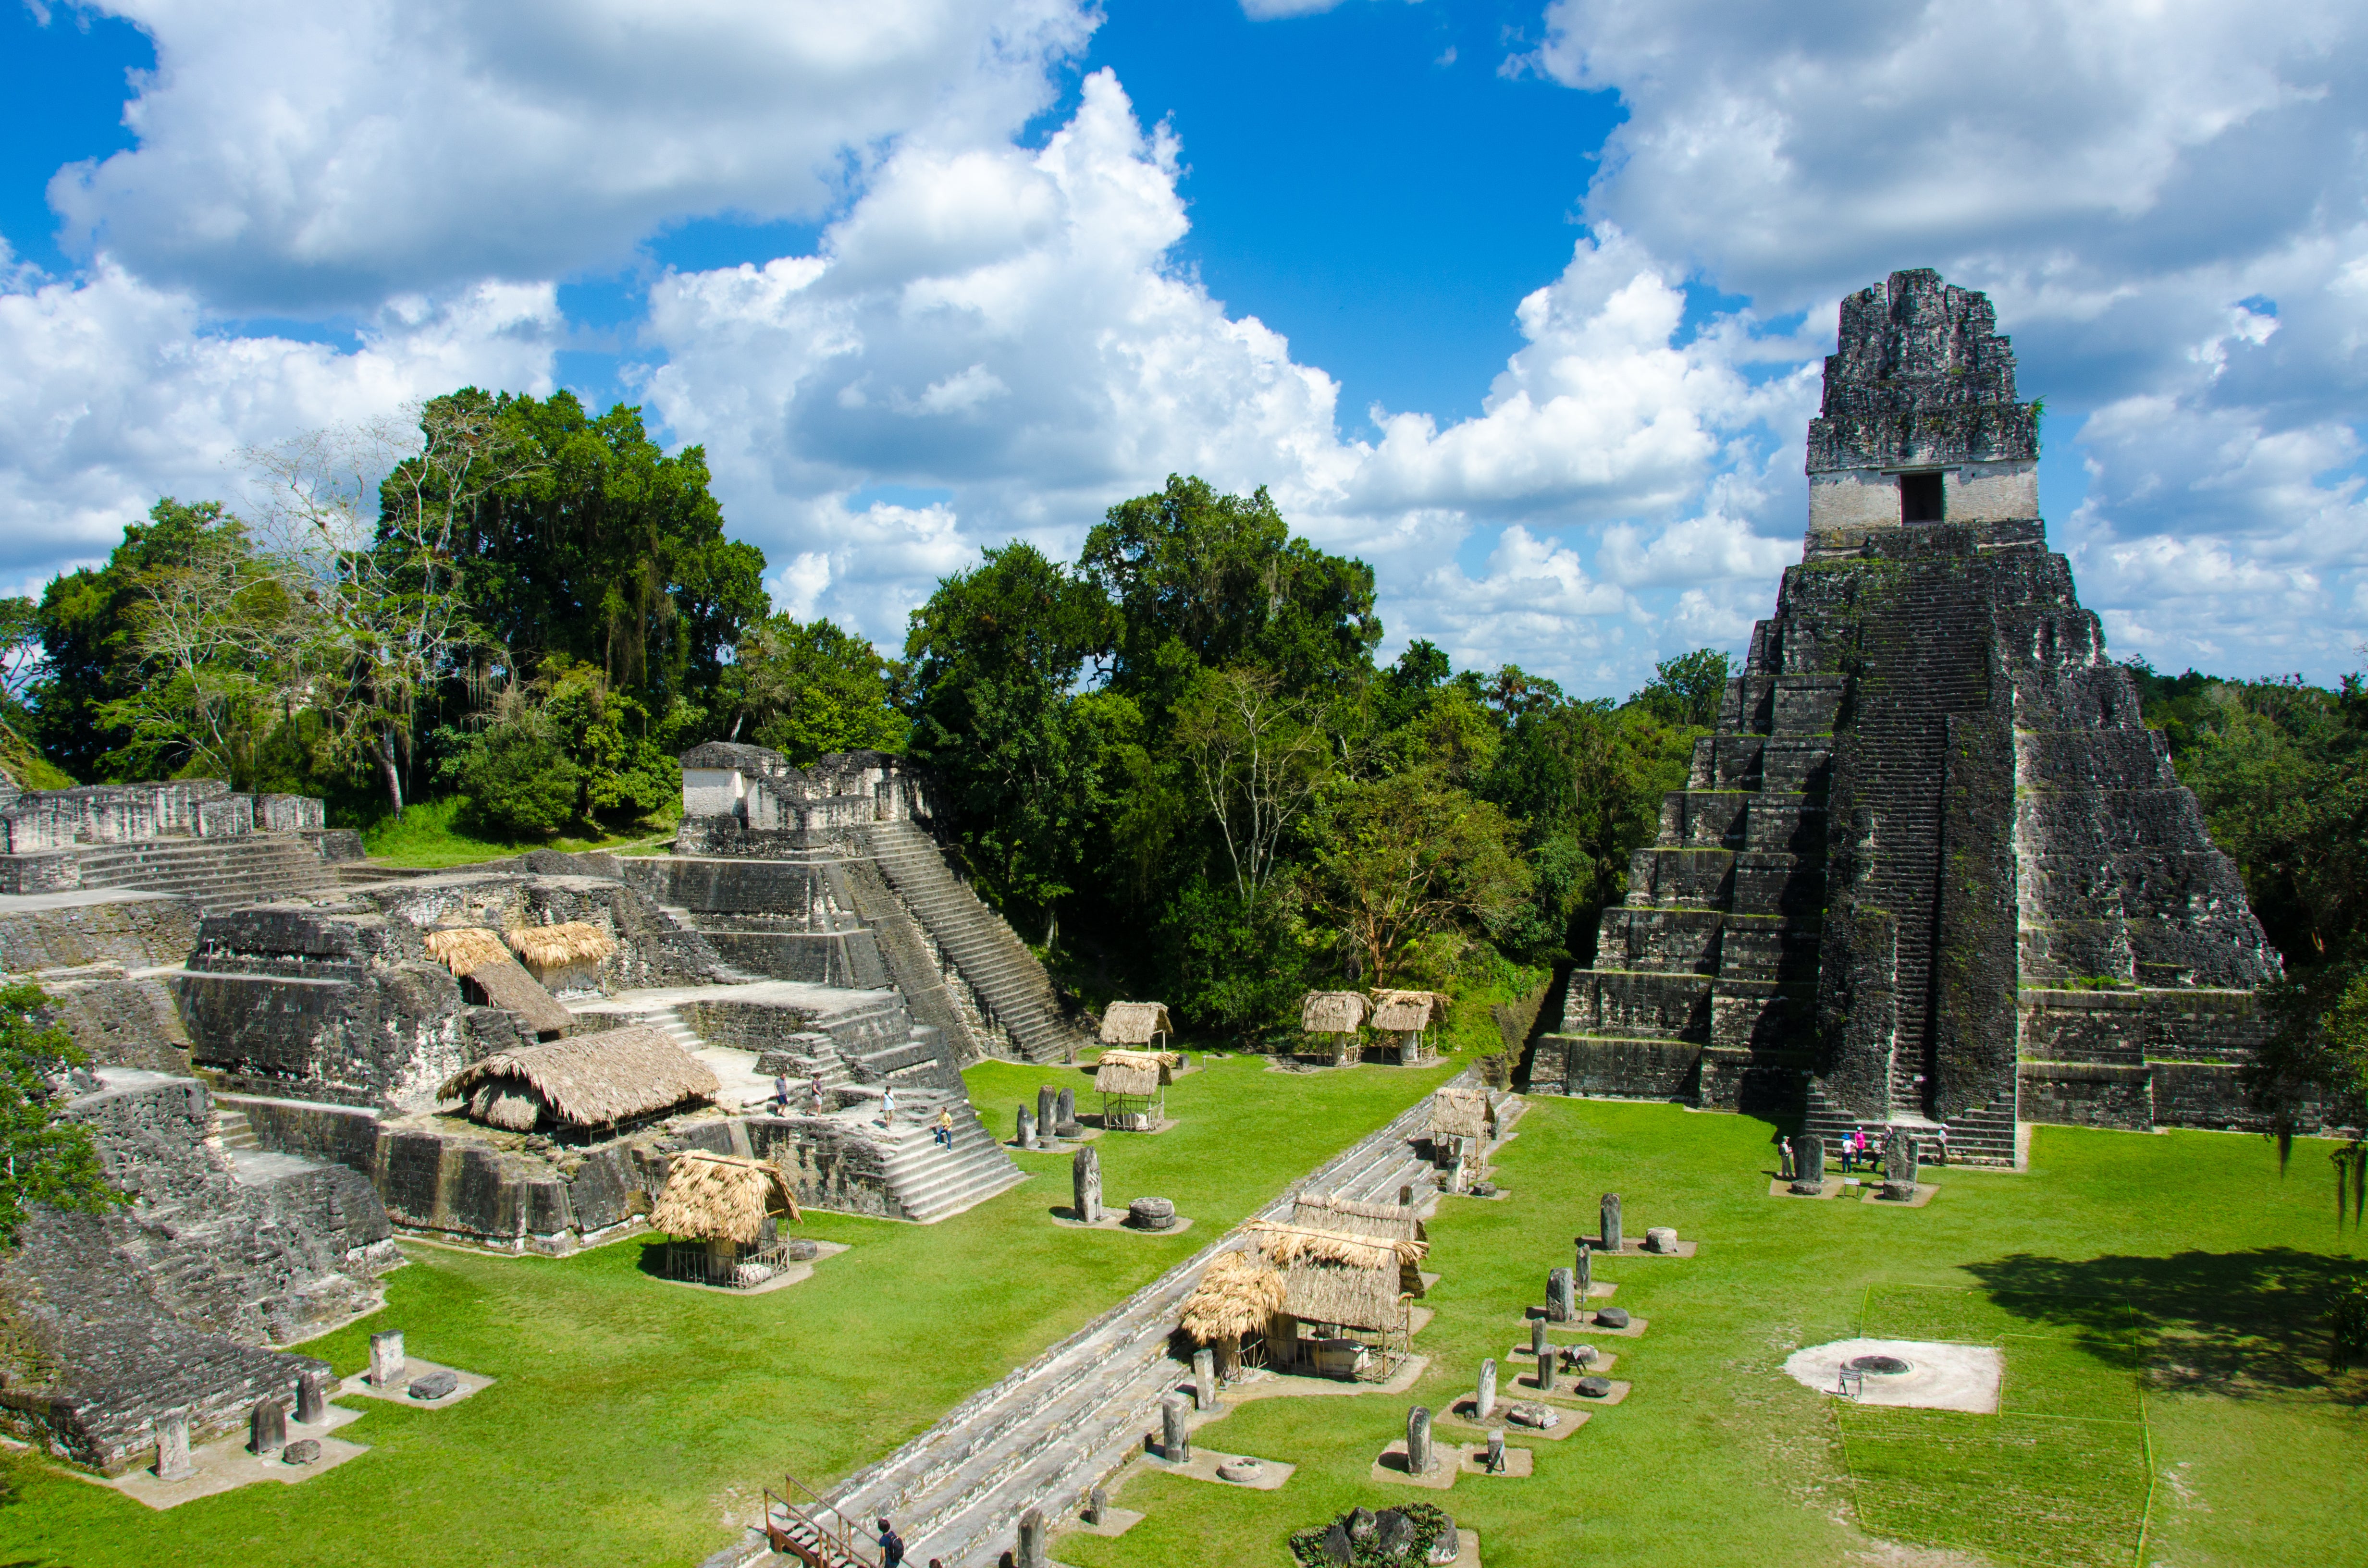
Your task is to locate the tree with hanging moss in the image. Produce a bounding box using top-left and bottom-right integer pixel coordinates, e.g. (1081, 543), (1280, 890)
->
(0, 984), (122, 1247)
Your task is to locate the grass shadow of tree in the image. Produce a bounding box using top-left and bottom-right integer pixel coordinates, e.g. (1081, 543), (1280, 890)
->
(1964, 1248), (2364, 1401)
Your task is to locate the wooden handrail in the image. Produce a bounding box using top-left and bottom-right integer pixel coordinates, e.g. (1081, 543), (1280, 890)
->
(767, 1470), (883, 1568)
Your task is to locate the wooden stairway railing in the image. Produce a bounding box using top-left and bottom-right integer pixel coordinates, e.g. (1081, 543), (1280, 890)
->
(764, 1470), (881, 1568)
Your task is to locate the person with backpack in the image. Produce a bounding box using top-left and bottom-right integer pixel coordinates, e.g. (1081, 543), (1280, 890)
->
(876, 1517), (906, 1566)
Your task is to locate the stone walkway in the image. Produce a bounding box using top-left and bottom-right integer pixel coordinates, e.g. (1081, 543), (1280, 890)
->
(707, 1072), (1519, 1568)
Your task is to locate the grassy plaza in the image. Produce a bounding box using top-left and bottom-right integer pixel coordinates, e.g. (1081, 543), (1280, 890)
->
(9, 1056), (2362, 1568)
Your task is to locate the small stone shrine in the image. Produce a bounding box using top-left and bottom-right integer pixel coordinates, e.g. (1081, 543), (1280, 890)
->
(1531, 270), (2284, 1156)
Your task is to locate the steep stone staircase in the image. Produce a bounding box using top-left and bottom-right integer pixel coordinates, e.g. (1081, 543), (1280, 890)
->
(1802, 1082), (2019, 1168)
(206, 1105), (259, 1153)
(71, 835), (343, 914)
(854, 821), (1089, 1065)
(777, 1082), (1473, 1568)
(1847, 573), (1995, 1119)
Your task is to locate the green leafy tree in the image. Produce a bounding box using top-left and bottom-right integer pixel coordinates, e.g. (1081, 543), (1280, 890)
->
(904, 544), (1118, 935)
(729, 615), (908, 763)
(1631, 648), (1732, 728)
(1302, 766), (1532, 987)
(0, 984), (122, 1247)
(457, 717), (582, 837)
(1082, 474), (1381, 712)
(31, 498), (244, 781)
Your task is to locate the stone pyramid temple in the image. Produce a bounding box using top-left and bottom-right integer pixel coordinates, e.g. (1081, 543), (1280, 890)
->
(1530, 269), (2281, 1164)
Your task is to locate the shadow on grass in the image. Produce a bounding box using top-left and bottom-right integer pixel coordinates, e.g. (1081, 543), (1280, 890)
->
(1965, 1248), (2365, 1398)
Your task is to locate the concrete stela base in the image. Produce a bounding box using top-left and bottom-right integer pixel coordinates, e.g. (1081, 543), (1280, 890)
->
(1442, 1402), (1588, 1441)
(1457, 1444), (1533, 1477)
(1523, 1283), (1617, 1317)
(95, 1403), (368, 1510)
(1480, 1351), (1618, 1384)
(1137, 1445), (1294, 1490)
(1515, 1375), (1630, 1406)
(1062, 1506), (1146, 1538)
(1048, 1211), (1196, 1237)
(1578, 1236), (1699, 1257)
(1859, 1182), (1941, 1208)
(1770, 1177), (1846, 1200)
(1370, 1438), (1455, 1491)
(1512, 1314), (1647, 1342)
(338, 1359), (493, 1409)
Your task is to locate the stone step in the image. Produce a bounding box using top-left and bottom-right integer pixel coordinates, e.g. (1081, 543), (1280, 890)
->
(208, 1108), (259, 1152)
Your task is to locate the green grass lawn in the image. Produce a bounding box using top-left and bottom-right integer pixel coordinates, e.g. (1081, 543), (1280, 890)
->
(355, 795), (679, 868)
(1057, 1100), (2368, 1568)
(0, 1053), (1453, 1568)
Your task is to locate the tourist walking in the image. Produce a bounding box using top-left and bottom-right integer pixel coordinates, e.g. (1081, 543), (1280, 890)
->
(934, 1107), (955, 1148)
(808, 1076), (826, 1116)
(1936, 1125), (1949, 1165)
(772, 1072), (791, 1113)
(881, 1086), (897, 1128)
(1779, 1136), (1795, 1181)
(876, 1517), (906, 1567)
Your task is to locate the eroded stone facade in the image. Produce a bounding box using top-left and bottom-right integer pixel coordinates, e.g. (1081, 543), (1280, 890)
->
(1531, 269), (2282, 1157)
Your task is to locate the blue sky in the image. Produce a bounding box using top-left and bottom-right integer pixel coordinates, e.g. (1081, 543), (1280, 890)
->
(1, 0), (2361, 694)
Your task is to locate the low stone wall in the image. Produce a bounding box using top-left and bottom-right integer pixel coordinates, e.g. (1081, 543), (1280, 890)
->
(0, 890), (199, 973)
(1528, 1033), (1703, 1100)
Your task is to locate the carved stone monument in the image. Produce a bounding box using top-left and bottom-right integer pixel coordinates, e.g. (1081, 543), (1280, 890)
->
(1475, 1357), (1497, 1420)
(369, 1329), (406, 1387)
(1085, 1485), (1108, 1526)
(296, 1366), (329, 1425)
(248, 1396), (286, 1456)
(1016, 1107), (1036, 1149)
(1529, 1318), (1548, 1358)
(1485, 1428), (1506, 1473)
(1574, 1240), (1592, 1301)
(1536, 1345), (1556, 1395)
(1193, 1346), (1221, 1411)
(1546, 1266), (1576, 1323)
(1054, 1085), (1079, 1137)
(1160, 1392), (1191, 1461)
(1405, 1405), (1435, 1474)
(1600, 1192), (1623, 1252)
(154, 1407), (194, 1482)
(1073, 1145), (1102, 1223)
(1017, 1506), (1048, 1568)
(1790, 1135), (1827, 1195)
(1881, 1127), (1920, 1200)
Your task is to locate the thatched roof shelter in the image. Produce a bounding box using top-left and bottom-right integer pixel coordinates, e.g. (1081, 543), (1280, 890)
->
(1094, 1048), (1180, 1097)
(1262, 1209), (1428, 1298)
(1179, 1250), (1286, 1347)
(1369, 990), (1452, 1032)
(647, 1151), (802, 1244)
(1290, 1192), (1427, 1246)
(1299, 991), (1368, 1034)
(425, 926), (574, 1038)
(1429, 1087), (1497, 1142)
(1098, 1002), (1173, 1045)
(506, 921), (617, 973)
(1276, 1260), (1407, 1334)
(438, 1025), (718, 1132)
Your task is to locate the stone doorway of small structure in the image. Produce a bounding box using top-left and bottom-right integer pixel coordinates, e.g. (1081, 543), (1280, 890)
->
(1899, 469), (1945, 522)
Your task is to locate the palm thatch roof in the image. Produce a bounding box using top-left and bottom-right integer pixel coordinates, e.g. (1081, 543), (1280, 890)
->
(425, 926), (573, 1037)
(424, 926), (510, 973)
(1179, 1250), (1286, 1345)
(1274, 1258), (1408, 1333)
(1428, 1087), (1497, 1141)
(1095, 1048), (1180, 1096)
(1246, 1219), (1428, 1271)
(1290, 1192), (1426, 1245)
(1369, 989), (1452, 1032)
(1299, 991), (1368, 1034)
(1098, 1002), (1173, 1045)
(437, 1025), (718, 1130)
(506, 921), (617, 971)
(647, 1151), (802, 1244)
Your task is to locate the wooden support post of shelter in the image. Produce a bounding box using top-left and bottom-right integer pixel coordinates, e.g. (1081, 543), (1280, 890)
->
(1299, 991), (1369, 1067)
(1369, 990), (1453, 1065)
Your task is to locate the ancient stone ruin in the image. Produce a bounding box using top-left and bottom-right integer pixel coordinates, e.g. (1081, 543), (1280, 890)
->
(1532, 269), (2282, 1161)
(1, 748), (1081, 1475)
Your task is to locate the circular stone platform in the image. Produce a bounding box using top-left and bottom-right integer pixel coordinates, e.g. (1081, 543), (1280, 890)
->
(1782, 1337), (2002, 1413)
